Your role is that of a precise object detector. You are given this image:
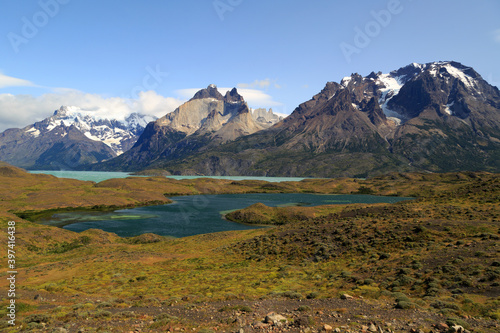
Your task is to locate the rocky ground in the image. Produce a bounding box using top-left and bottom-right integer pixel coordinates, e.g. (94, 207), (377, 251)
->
(12, 290), (499, 333)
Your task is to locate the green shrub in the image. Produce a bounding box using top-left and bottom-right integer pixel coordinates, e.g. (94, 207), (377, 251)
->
(306, 292), (319, 299)
(395, 301), (418, 309)
(431, 300), (460, 310)
(297, 305), (311, 312)
(283, 291), (303, 299)
(113, 311), (136, 318)
(154, 313), (179, 321)
(93, 310), (112, 318)
(446, 317), (469, 329)
(23, 313), (50, 324)
(97, 302), (112, 308)
(392, 292), (409, 302)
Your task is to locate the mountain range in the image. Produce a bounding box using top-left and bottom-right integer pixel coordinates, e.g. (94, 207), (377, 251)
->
(88, 85), (283, 171)
(93, 61), (500, 177)
(0, 106), (155, 170)
(1, 61), (499, 176)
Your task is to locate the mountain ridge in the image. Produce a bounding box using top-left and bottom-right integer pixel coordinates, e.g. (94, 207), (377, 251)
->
(111, 61), (500, 177)
(91, 85), (283, 171)
(0, 106), (155, 170)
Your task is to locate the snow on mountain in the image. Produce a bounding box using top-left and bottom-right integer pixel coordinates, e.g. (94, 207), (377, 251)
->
(341, 61), (485, 124)
(25, 106), (156, 155)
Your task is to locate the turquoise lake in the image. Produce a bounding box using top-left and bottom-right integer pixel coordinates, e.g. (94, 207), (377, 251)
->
(41, 193), (411, 238)
(29, 170), (306, 183)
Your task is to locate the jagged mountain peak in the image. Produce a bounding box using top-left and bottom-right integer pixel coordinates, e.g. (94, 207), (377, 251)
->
(335, 61), (497, 125)
(94, 84), (283, 171)
(89, 61), (500, 176)
(158, 85), (267, 140)
(53, 105), (81, 117)
(224, 87), (244, 103)
(22, 106), (156, 156)
(190, 84), (225, 101)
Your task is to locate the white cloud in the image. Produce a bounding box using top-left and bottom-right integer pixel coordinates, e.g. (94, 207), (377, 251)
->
(0, 73), (281, 132)
(0, 73), (36, 88)
(234, 88), (283, 107)
(135, 91), (184, 117)
(175, 88), (203, 100)
(237, 79), (272, 89)
(494, 29), (500, 43)
(175, 86), (282, 108)
(0, 90), (184, 132)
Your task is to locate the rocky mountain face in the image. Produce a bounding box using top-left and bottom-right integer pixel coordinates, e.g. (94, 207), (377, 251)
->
(94, 85), (283, 170)
(134, 61), (500, 177)
(252, 108), (283, 127)
(0, 106), (155, 170)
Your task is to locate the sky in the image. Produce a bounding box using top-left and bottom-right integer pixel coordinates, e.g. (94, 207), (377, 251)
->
(0, 0), (499, 131)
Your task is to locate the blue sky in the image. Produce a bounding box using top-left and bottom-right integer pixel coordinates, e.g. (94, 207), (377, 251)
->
(0, 0), (499, 131)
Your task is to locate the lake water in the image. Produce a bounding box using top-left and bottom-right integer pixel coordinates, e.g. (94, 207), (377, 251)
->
(29, 170), (306, 183)
(41, 193), (411, 238)
(30, 170), (137, 183)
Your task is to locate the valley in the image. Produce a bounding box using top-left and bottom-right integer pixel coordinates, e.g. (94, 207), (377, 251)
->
(0, 163), (498, 332)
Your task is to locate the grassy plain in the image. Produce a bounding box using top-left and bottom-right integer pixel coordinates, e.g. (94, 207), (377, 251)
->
(0, 162), (498, 332)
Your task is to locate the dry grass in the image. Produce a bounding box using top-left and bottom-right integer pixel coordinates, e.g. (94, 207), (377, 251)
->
(0, 163), (498, 331)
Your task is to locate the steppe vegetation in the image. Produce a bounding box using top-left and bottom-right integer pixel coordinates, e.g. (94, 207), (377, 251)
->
(0, 162), (498, 332)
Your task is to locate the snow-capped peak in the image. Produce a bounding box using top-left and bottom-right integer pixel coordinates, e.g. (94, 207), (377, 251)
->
(28, 106), (156, 155)
(341, 76), (352, 87)
(440, 63), (477, 90)
(422, 61), (479, 88)
(338, 61), (485, 124)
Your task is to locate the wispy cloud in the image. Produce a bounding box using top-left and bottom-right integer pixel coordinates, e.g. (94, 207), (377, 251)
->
(493, 29), (500, 43)
(237, 79), (272, 89)
(0, 72), (36, 88)
(175, 86), (282, 108)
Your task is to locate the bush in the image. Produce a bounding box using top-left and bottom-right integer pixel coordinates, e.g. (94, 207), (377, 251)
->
(283, 291), (303, 299)
(431, 300), (460, 311)
(392, 292), (409, 302)
(446, 317), (469, 329)
(379, 253), (390, 259)
(297, 305), (311, 312)
(97, 302), (112, 308)
(395, 301), (418, 309)
(113, 311), (136, 318)
(363, 278), (375, 285)
(23, 314), (50, 324)
(93, 310), (112, 318)
(306, 292), (319, 299)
